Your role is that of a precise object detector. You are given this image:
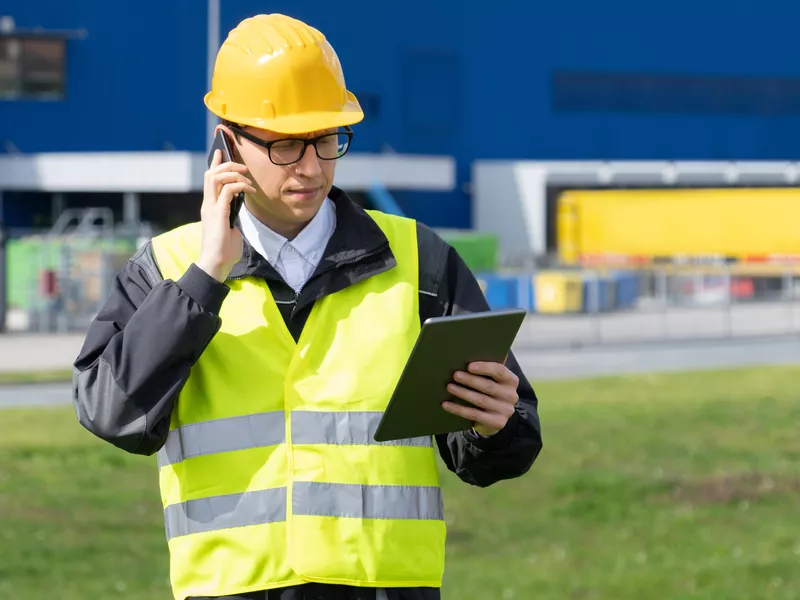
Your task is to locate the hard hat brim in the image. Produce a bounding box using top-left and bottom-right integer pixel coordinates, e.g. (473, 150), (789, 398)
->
(204, 92), (364, 134)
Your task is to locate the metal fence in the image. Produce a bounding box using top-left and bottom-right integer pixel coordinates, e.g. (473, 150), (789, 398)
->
(514, 265), (800, 348)
(6, 241), (133, 333)
(2, 209), (148, 334)
(4, 239), (800, 348)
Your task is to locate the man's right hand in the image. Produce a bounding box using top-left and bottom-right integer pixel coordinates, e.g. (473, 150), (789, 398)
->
(196, 149), (257, 282)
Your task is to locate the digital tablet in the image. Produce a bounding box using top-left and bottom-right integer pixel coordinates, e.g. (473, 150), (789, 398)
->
(373, 308), (527, 442)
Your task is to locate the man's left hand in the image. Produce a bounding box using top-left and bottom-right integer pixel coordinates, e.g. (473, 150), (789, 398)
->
(442, 361), (520, 437)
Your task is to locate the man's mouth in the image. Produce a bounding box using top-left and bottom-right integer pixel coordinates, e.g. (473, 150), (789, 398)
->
(286, 187), (320, 201)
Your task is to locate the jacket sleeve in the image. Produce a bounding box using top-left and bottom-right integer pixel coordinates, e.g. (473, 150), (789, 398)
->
(72, 243), (230, 456)
(416, 223), (543, 488)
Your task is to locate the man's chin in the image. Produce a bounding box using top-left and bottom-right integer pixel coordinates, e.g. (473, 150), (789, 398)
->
(286, 195), (324, 217)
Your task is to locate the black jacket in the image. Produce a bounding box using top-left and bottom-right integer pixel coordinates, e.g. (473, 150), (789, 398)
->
(72, 187), (542, 600)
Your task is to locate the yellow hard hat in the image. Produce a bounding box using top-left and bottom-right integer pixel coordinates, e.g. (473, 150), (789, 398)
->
(204, 14), (363, 134)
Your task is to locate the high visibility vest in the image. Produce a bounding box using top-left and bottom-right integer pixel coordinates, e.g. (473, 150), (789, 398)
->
(150, 211), (445, 600)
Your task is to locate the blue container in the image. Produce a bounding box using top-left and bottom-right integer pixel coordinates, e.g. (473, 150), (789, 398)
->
(582, 274), (615, 313)
(476, 274), (514, 310)
(508, 275), (536, 312)
(611, 271), (639, 309)
(476, 273), (536, 312)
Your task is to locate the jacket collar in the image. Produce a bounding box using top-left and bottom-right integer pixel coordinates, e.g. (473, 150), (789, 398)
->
(227, 186), (392, 281)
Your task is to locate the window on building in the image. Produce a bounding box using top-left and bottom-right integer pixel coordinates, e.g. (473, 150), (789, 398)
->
(552, 70), (800, 116)
(0, 36), (65, 100)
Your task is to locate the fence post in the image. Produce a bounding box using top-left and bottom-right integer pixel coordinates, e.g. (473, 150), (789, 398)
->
(590, 270), (602, 343)
(723, 265), (732, 338)
(784, 268), (794, 334)
(0, 224), (6, 333)
(57, 244), (70, 333)
(656, 268), (668, 339)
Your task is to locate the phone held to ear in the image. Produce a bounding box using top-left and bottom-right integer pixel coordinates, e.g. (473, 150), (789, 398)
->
(208, 130), (245, 229)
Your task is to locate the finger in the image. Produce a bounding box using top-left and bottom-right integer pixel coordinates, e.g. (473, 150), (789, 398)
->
(211, 174), (253, 207)
(468, 361), (519, 386)
(211, 149), (222, 168)
(451, 371), (501, 398)
(441, 401), (505, 431)
(446, 382), (506, 412)
(212, 172), (253, 189)
(218, 182), (257, 206)
(453, 371), (518, 405)
(203, 150), (223, 198)
(212, 161), (249, 175)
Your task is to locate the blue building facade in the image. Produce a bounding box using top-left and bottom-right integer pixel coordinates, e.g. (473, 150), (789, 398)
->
(3, 0), (800, 227)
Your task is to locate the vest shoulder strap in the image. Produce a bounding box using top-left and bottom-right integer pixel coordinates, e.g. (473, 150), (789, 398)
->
(364, 210), (418, 250)
(150, 222), (204, 282)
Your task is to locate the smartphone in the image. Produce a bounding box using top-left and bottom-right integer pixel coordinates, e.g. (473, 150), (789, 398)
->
(208, 130), (244, 229)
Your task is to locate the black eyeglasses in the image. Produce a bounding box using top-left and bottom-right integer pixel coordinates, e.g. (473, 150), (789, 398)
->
(229, 124), (354, 166)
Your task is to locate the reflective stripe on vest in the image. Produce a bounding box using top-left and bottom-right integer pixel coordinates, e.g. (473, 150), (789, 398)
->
(150, 211), (445, 600)
(157, 410), (432, 468)
(164, 483), (443, 540)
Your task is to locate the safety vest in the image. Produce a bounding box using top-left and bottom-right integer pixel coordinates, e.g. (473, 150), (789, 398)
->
(150, 210), (446, 600)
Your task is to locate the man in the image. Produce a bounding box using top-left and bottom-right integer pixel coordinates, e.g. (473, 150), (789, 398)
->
(72, 13), (542, 600)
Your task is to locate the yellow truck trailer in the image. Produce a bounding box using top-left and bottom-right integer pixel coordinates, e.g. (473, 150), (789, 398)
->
(557, 187), (800, 264)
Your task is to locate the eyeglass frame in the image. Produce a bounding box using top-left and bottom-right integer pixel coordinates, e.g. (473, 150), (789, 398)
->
(226, 124), (354, 166)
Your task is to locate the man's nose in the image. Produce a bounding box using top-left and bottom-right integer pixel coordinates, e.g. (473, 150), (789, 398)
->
(295, 144), (323, 177)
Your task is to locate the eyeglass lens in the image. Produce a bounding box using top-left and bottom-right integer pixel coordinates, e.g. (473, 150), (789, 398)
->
(270, 133), (350, 165)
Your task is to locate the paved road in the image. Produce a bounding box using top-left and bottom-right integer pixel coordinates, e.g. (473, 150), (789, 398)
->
(0, 382), (72, 409)
(0, 333), (84, 374)
(3, 335), (800, 409)
(516, 300), (800, 347)
(516, 334), (800, 381)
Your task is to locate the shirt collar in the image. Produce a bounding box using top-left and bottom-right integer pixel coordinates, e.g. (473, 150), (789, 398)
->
(227, 186), (393, 281)
(239, 196), (336, 266)
(290, 196), (336, 262)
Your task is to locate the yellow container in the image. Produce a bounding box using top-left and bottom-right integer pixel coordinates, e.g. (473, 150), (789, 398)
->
(557, 187), (800, 264)
(534, 272), (584, 314)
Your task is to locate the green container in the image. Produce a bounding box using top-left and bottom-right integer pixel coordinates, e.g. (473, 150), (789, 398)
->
(6, 236), (137, 310)
(436, 229), (499, 273)
(7, 239), (60, 310)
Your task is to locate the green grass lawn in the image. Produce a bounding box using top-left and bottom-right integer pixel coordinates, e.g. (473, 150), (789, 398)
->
(2, 365), (800, 599)
(0, 369), (72, 386)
